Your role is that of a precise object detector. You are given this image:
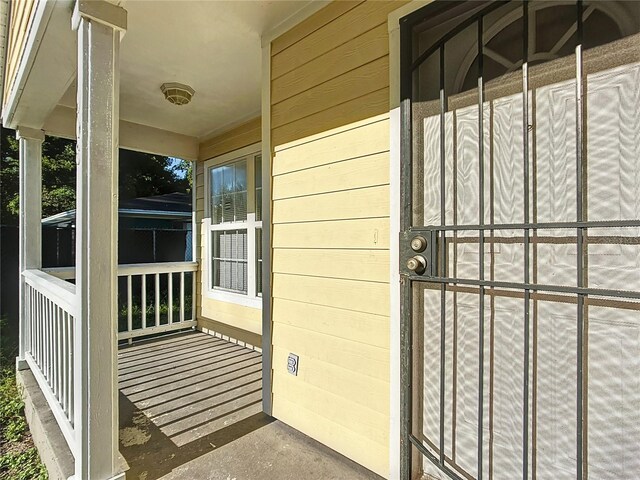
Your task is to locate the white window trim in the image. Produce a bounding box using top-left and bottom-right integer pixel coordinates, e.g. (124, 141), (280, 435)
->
(203, 142), (262, 309)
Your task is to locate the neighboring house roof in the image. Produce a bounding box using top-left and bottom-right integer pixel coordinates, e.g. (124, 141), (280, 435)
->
(119, 192), (191, 214)
(42, 192), (192, 227)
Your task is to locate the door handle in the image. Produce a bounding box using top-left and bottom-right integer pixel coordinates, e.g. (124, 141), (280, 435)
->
(406, 255), (427, 275)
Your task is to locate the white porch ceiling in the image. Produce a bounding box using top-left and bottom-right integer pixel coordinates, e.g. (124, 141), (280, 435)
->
(56, 0), (313, 139)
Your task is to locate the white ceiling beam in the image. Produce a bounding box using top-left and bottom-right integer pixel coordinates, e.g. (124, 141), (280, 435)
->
(43, 104), (199, 160)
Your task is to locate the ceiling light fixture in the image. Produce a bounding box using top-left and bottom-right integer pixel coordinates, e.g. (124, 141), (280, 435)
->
(160, 82), (195, 105)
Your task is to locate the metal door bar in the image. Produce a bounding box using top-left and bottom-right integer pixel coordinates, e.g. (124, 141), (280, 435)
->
(438, 42), (447, 466)
(410, 1), (510, 73)
(575, 3), (585, 478)
(476, 14), (486, 480)
(399, 274), (640, 301)
(522, 4), (531, 478)
(399, 9), (414, 479)
(405, 219), (640, 231)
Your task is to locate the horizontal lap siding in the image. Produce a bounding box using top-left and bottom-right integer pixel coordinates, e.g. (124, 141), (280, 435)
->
(196, 118), (262, 346)
(199, 117), (261, 160)
(270, 2), (405, 476)
(3, 0), (36, 106)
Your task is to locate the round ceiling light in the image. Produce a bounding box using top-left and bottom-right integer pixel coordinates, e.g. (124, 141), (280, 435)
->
(160, 82), (195, 106)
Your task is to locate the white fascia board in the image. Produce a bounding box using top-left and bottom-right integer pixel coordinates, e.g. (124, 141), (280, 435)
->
(3, 0), (56, 128)
(41, 209), (76, 226)
(0, 0), (9, 114)
(118, 209), (190, 219)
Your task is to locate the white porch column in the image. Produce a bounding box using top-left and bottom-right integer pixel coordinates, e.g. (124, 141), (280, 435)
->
(71, 1), (126, 479)
(16, 126), (44, 371)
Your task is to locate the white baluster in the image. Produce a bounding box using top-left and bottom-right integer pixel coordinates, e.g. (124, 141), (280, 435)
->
(155, 273), (160, 327)
(180, 271), (185, 323)
(168, 273), (173, 325)
(141, 274), (147, 329)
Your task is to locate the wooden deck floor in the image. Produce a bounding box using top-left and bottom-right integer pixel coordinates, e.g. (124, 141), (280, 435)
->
(118, 331), (380, 480)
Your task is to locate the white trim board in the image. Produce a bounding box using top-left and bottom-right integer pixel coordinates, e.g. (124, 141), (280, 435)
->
(43, 105), (199, 161)
(260, 0), (331, 48)
(2, 0), (55, 128)
(260, 37), (273, 416)
(256, 0), (337, 423)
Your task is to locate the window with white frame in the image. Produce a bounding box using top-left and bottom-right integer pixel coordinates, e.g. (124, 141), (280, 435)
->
(205, 145), (262, 306)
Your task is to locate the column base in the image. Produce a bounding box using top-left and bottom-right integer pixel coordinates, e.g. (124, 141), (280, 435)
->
(16, 357), (29, 371)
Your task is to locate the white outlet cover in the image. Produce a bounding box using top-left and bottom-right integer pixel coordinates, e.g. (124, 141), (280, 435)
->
(287, 353), (299, 376)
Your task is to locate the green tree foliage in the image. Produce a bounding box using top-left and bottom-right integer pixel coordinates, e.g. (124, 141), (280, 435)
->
(0, 131), (20, 225)
(1, 131), (77, 224)
(119, 149), (190, 200)
(0, 128), (191, 225)
(173, 158), (193, 188)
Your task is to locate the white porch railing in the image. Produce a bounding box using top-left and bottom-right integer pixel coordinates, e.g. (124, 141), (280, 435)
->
(44, 261), (198, 341)
(24, 261), (197, 458)
(22, 269), (77, 455)
(117, 262), (198, 340)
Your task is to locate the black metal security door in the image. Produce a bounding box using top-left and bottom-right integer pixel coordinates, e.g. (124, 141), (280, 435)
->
(399, 1), (640, 479)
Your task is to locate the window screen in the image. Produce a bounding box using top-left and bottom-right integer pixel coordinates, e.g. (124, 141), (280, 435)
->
(256, 227), (263, 296)
(255, 155), (262, 222)
(211, 229), (248, 293)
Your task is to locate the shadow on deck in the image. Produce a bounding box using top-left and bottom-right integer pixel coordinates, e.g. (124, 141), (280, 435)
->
(118, 331), (380, 480)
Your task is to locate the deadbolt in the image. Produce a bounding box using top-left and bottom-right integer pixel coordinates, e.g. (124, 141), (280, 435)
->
(410, 235), (428, 252)
(406, 255), (427, 275)
(401, 230), (437, 277)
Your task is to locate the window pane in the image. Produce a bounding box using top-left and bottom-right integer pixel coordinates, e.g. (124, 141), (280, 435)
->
(234, 161), (247, 221)
(212, 195), (222, 224)
(256, 228), (263, 295)
(255, 155), (262, 188)
(222, 195), (234, 223)
(209, 159), (248, 224)
(255, 155), (262, 221)
(234, 191), (247, 221)
(222, 165), (234, 194)
(235, 161), (247, 191)
(211, 229), (248, 294)
(212, 168), (222, 197)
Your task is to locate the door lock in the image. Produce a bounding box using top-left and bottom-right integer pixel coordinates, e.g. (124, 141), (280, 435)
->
(401, 230), (438, 277)
(410, 235), (428, 252)
(406, 255), (427, 275)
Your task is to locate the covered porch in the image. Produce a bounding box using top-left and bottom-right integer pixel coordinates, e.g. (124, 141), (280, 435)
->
(3, 0), (338, 478)
(19, 331), (378, 480)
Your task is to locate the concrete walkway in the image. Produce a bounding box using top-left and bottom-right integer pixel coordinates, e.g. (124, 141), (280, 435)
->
(118, 331), (381, 480)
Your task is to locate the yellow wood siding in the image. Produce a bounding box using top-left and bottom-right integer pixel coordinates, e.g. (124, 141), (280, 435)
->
(3, 0), (36, 106)
(196, 118), (262, 346)
(199, 304), (261, 348)
(269, 2), (406, 476)
(272, 218), (390, 250)
(199, 117), (261, 160)
(270, 1), (363, 56)
(273, 249), (389, 283)
(271, 55), (389, 128)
